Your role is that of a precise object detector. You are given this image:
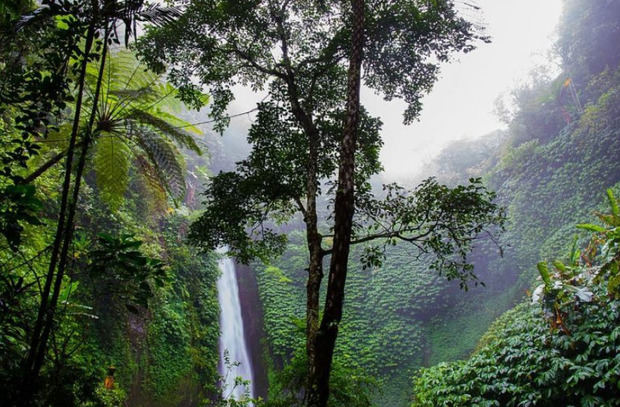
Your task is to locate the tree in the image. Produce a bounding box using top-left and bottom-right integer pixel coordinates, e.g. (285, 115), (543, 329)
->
(557, 0), (620, 82)
(0, 2), (183, 403)
(138, 1), (501, 405)
(27, 49), (205, 210)
(88, 50), (204, 209)
(315, 1), (364, 403)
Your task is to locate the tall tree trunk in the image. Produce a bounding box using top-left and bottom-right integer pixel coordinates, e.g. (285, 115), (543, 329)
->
(304, 127), (323, 399)
(31, 28), (109, 377)
(22, 22), (96, 399)
(283, 75), (325, 394)
(307, 0), (365, 405)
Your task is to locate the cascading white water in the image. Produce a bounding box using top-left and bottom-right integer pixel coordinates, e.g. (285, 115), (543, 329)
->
(216, 252), (254, 401)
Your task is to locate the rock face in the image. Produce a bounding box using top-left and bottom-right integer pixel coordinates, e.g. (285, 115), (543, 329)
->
(235, 262), (269, 400)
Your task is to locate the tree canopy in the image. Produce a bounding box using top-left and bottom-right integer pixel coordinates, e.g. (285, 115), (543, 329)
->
(138, 0), (487, 128)
(139, 1), (502, 405)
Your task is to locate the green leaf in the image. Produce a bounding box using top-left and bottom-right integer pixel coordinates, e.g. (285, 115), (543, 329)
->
(595, 213), (618, 227)
(553, 260), (566, 273)
(59, 280), (80, 303)
(93, 132), (132, 210)
(569, 234), (579, 266)
(537, 262), (551, 287)
(576, 223), (606, 233)
(136, 130), (186, 200)
(131, 108), (202, 153)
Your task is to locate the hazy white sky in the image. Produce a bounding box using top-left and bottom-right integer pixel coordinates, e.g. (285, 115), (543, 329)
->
(222, 0), (564, 179)
(367, 0), (563, 179)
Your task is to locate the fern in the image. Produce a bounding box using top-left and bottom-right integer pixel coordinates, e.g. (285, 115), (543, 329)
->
(152, 109), (201, 135)
(136, 154), (168, 214)
(39, 47), (211, 213)
(98, 50), (158, 93)
(84, 49), (205, 210)
(130, 108), (202, 154)
(135, 129), (186, 200)
(94, 132), (132, 210)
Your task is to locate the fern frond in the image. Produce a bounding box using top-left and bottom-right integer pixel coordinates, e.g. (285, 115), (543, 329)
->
(108, 50), (159, 92)
(152, 109), (202, 135)
(136, 154), (168, 215)
(108, 87), (156, 101)
(134, 128), (186, 200)
(62, 47), (204, 213)
(87, 50), (159, 103)
(131, 109), (202, 154)
(148, 82), (183, 111)
(93, 132), (132, 210)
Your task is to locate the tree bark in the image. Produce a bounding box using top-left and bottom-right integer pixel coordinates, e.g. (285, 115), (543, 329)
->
(304, 126), (324, 398)
(22, 22), (96, 400)
(282, 71), (325, 394)
(18, 142), (84, 186)
(307, 0), (365, 406)
(31, 27), (109, 377)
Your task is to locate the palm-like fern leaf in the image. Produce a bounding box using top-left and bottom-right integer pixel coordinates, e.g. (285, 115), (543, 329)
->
(102, 1), (183, 45)
(89, 49), (203, 208)
(130, 108), (201, 154)
(86, 51), (144, 88)
(108, 87), (155, 101)
(135, 153), (167, 214)
(135, 128), (186, 200)
(94, 132), (132, 210)
(52, 48), (204, 211)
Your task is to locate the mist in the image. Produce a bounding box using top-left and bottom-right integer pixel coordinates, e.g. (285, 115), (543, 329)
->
(206, 0), (563, 181)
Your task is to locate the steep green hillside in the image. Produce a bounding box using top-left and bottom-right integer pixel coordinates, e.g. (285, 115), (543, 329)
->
(255, 237), (446, 405)
(425, 65), (620, 364)
(412, 191), (620, 406)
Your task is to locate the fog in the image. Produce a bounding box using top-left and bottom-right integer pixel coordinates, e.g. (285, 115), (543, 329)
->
(208, 0), (563, 180)
(365, 0), (563, 180)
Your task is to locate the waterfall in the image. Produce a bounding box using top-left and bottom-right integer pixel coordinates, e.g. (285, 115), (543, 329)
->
(216, 252), (254, 401)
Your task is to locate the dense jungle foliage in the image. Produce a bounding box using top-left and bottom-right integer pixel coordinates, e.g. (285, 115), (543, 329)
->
(412, 190), (620, 406)
(0, 119), (222, 406)
(0, 1), (221, 405)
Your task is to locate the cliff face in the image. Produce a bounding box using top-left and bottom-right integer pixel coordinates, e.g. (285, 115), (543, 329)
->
(235, 262), (269, 400)
(99, 250), (221, 407)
